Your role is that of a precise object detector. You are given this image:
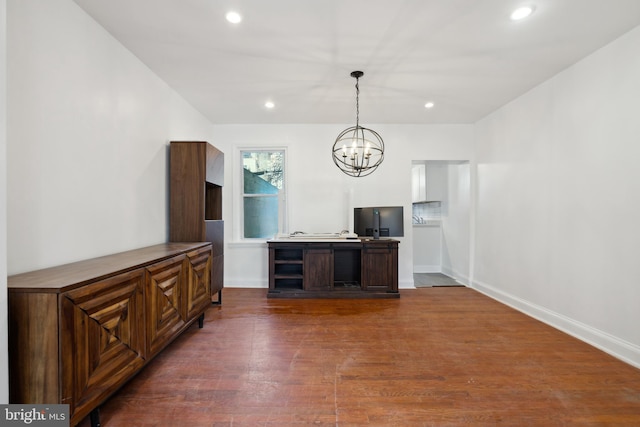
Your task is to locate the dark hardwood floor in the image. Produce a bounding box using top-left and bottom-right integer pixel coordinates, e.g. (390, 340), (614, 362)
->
(79, 288), (640, 426)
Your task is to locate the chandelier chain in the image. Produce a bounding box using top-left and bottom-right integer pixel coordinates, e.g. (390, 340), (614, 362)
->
(355, 77), (360, 128)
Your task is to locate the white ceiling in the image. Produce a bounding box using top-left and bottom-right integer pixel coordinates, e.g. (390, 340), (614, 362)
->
(73, 0), (640, 124)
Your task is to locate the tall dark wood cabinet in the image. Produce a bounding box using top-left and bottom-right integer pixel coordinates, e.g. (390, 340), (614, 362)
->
(169, 141), (224, 303)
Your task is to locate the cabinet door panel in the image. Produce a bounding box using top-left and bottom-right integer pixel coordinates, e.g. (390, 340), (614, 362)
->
(145, 254), (187, 358)
(304, 248), (334, 290)
(361, 244), (398, 291)
(61, 269), (145, 423)
(185, 246), (212, 319)
(206, 220), (224, 295)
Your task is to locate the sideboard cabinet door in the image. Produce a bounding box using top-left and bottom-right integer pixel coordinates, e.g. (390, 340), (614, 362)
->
(304, 248), (334, 291)
(145, 254), (187, 358)
(60, 268), (146, 423)
(361, 242), (399, 291)
(185, 246), (213, 319)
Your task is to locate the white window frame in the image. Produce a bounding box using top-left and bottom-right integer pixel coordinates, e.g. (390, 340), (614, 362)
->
(235, 146), (288, 242)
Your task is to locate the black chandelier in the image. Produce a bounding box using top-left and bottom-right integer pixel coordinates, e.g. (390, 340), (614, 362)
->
(332, 71), (384, 177)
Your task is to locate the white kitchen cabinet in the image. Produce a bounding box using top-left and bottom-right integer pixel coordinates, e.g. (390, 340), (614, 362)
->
(412, 163), (426, 202)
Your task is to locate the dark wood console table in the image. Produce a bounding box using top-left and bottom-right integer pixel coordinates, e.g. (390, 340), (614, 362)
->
(268, 238), (399, 298)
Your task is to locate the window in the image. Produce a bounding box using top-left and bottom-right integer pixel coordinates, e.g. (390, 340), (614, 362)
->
(241, 149), (286, 238)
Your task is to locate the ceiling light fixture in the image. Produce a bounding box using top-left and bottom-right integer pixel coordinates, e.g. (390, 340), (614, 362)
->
(425, 102), (435, 109)
(332, 71), (384, 178)
(510, 6), (534, 21)
(225, 11), (242, 24)
(265, 101), (275, 109)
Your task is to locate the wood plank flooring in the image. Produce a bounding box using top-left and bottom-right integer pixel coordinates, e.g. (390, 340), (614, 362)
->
(79, 288), (640, 426)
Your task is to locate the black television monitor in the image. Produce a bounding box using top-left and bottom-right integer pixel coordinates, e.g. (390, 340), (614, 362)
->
(354, 206), (404, 239)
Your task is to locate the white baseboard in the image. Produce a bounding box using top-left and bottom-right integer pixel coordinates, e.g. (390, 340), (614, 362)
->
(440, 266), (470, 286)
(399, 279), (416, 289)
(224, 280), (267, 288)
(472, 279), (640, 369)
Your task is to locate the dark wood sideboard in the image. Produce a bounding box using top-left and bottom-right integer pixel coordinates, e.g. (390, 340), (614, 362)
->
(268, 238), (399, 298)
(8, 242), (212, 426)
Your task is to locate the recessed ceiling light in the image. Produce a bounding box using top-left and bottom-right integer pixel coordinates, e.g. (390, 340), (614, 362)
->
(510, 6), (534, 21)
(265, 101), (275, 109)
(424, 102), (435, 109)
(225, 11), (242, 24)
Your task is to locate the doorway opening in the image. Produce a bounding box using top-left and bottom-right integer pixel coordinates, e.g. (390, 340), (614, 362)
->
(411, 160), (470, 287)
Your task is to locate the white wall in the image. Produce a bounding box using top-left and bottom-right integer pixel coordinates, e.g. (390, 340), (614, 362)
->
(4, 0), (215, 398)
(473, 25), (640, 367)
(441, 162), (470, 283)
(214, 124), (474, 289)
(1, 0), (8, 404)
(7, 0), (214, 274)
